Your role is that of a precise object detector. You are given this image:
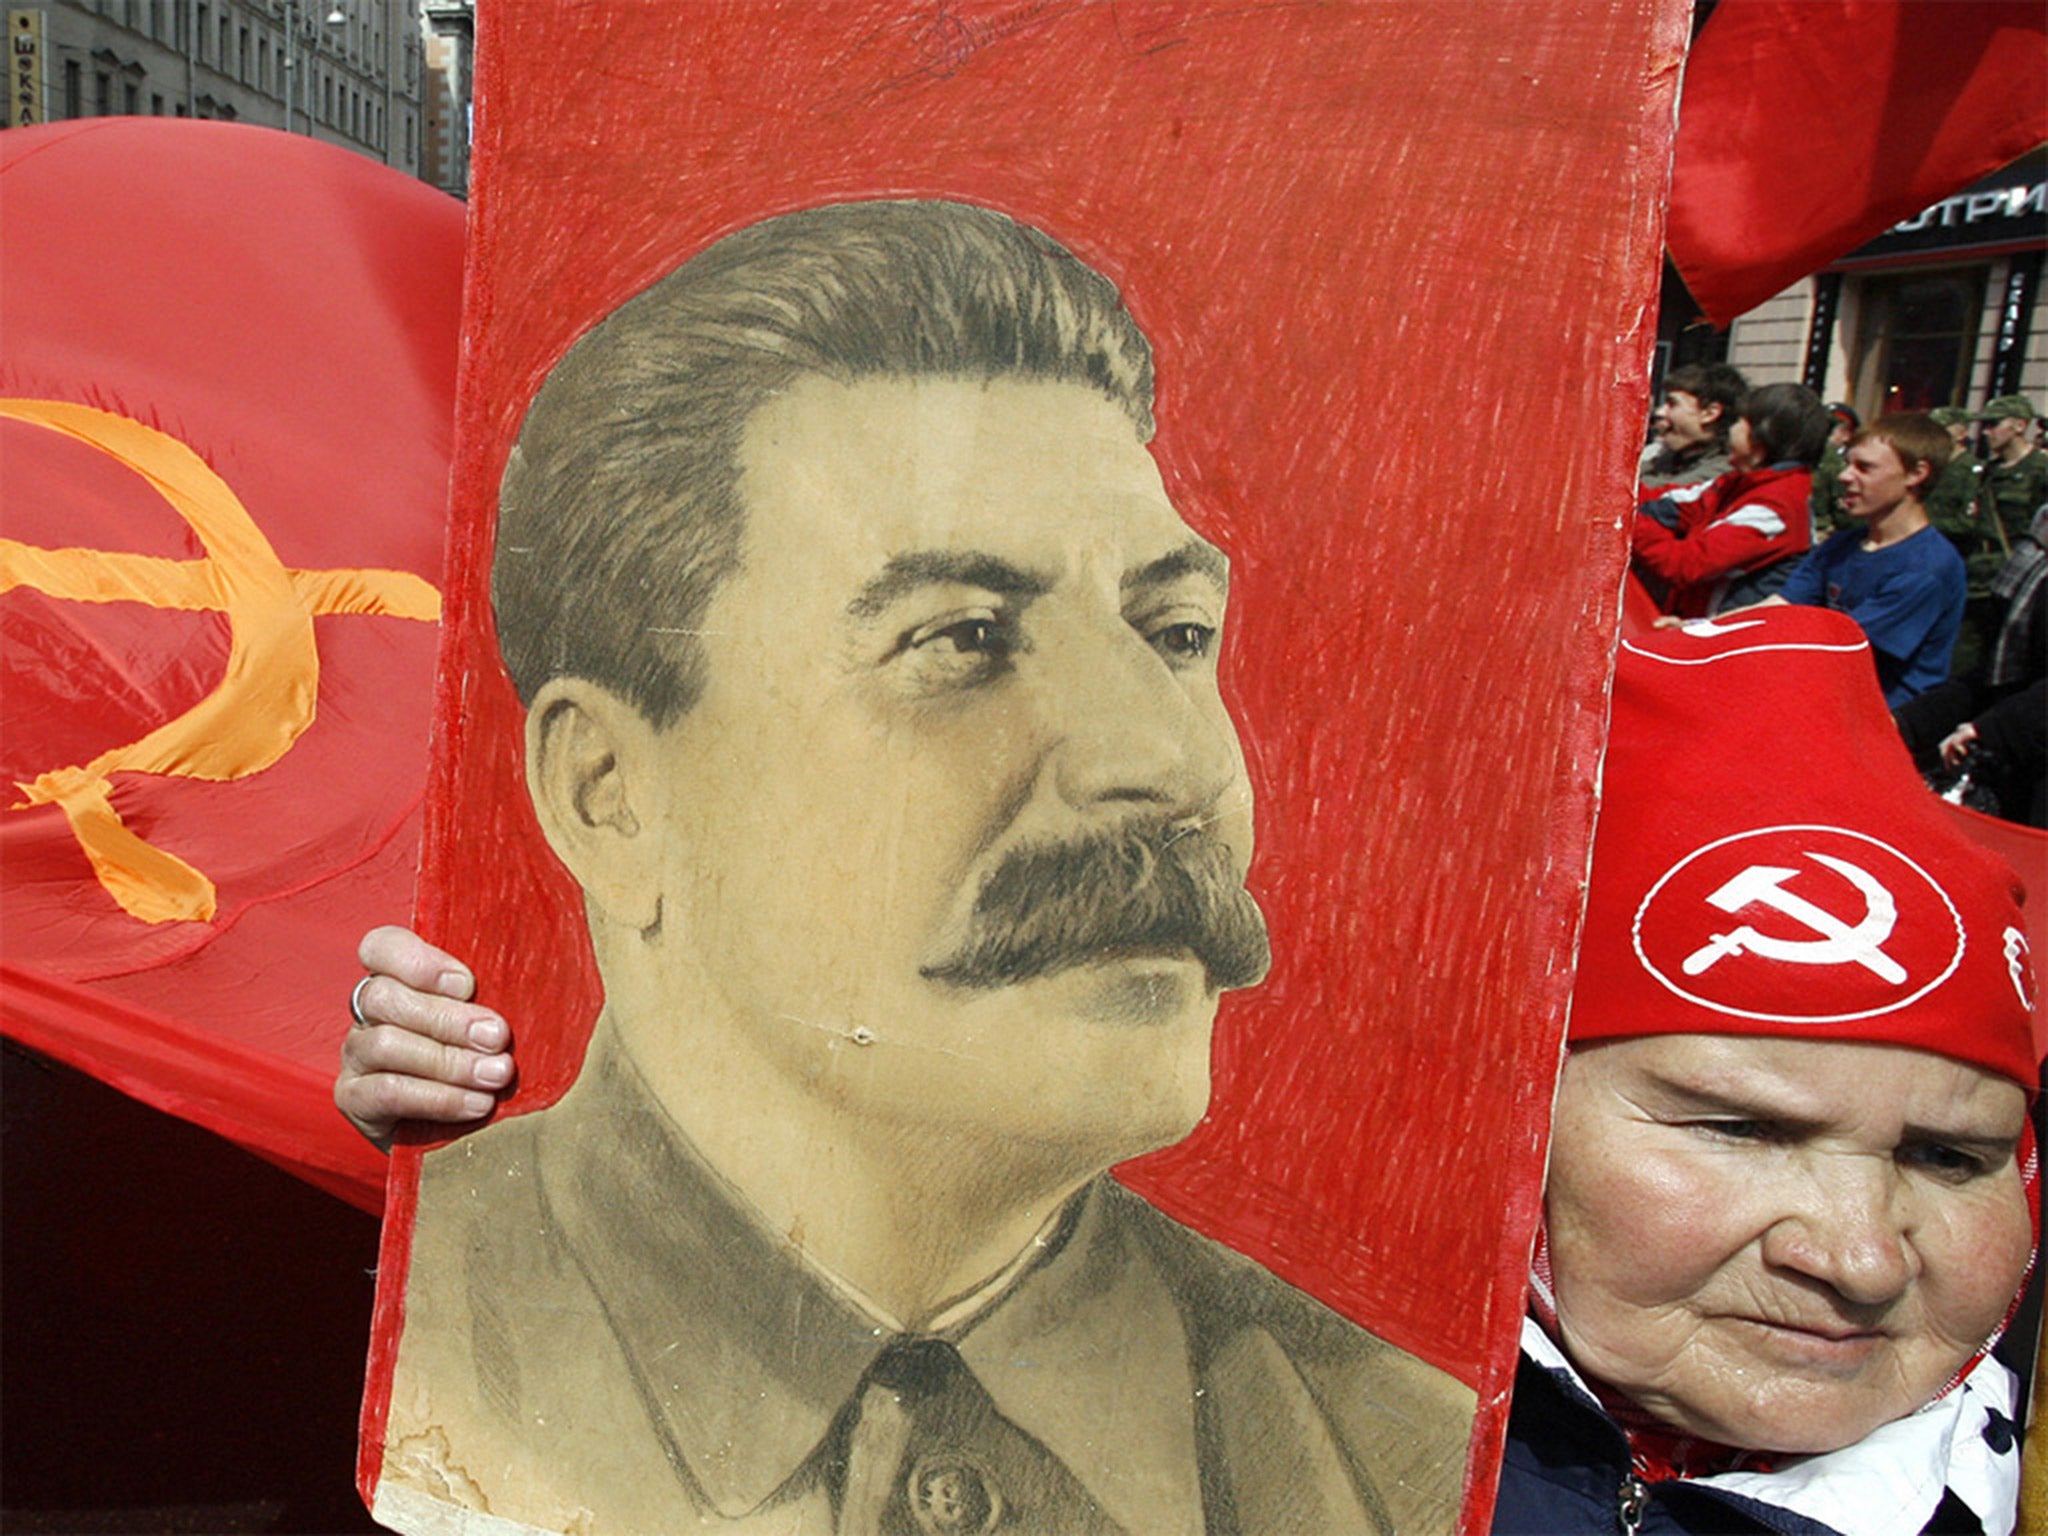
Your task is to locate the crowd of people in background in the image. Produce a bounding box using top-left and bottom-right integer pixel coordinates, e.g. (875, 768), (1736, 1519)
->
(1630, 369), (2047, 828)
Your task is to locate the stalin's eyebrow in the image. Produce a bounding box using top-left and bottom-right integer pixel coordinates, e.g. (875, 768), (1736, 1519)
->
(1122, 539), (1228, 597)
(844, 551), (1055, 620)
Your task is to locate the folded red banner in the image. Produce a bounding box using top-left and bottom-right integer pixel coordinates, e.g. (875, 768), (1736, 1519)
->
(0, 120), (464, 1207)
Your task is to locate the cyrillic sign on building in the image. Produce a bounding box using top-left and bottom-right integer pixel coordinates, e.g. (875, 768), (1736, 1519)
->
(10, 9), (43, 128)
(1845, 157), (2048, 264)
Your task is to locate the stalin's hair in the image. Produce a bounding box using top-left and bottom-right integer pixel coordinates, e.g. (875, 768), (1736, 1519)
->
(493, 199), (1156, 728)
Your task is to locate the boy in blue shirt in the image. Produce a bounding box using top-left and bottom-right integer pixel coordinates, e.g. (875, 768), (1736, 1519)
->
(1752, 412), (1965, 707)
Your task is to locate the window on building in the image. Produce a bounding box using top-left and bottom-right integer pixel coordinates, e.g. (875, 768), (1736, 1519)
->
(124, 80), (139, 113)
(194, 4), (208, 61)
(150, 0), (162, 41)
(152, 91), (164, 114)
(239, 26), (249, 82)
(95, 71), (112, 116)
(258, 36), (269, 92)
(64, 60), (81, 117)
(218, 15), (229, 69)
(323, 73), (333, 123)
(1849, 266), (1990, 418)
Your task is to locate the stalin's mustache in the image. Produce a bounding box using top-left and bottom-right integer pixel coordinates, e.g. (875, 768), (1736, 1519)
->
(920, 817), (1271, 993)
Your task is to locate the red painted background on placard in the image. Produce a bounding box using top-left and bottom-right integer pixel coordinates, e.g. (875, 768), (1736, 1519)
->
(368, 3), (1688, 1524)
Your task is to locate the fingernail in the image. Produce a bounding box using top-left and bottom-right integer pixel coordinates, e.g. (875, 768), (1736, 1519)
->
(460, 1092), (495, 1117)
(467, 1016), (507, 1051)
(475, 1055), (512, 1087)
(437, 967), (475, 999)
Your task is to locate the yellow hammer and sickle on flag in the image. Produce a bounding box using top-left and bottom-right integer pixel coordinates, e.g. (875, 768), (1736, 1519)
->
(1, 398), (441, 924)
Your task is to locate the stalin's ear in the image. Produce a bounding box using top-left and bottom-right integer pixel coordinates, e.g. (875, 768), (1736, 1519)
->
(525, 678), (664, 934)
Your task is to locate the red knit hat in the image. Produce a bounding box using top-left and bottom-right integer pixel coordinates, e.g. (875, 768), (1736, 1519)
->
(1573, 607), (2039, 1088)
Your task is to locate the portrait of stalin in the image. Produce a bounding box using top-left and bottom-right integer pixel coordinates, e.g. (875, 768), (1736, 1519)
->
(376, 199), (1476, 1536)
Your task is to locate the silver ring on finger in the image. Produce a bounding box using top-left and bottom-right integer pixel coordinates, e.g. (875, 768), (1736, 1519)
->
(349, 974), (377, 1029)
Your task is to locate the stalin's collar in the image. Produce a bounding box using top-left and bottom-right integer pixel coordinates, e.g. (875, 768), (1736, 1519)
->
(533, 1028), (1209, 1533)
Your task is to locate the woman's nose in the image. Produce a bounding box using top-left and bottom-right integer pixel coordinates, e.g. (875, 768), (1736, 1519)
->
(1760, 1159), (1917, 1308)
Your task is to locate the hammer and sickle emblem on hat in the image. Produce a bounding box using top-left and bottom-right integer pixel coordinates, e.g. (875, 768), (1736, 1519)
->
(1, 398), (440, 924)
(1681, 853), (1905, 984)
(2006, 927), (2036, 1013)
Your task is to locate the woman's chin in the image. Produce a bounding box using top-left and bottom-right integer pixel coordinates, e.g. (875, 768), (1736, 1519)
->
(1649, 1369), (1934, 1459)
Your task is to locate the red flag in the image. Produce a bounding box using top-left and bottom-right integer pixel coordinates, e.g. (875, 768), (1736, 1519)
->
(1668, 0), (2048, 327)
(0, 120), (464, 1210)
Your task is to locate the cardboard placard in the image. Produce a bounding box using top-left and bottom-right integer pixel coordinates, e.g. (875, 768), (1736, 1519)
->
(364, 5), (1685, 1531)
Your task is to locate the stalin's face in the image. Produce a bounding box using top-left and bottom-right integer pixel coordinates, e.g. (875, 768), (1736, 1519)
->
(622, 373), (1268, 1162)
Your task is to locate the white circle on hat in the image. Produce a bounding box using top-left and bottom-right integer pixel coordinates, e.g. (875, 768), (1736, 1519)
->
(1632, 824), (1965, 1023)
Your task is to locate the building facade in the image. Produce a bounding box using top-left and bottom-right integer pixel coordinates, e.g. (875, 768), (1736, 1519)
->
(416, 0), (468, 197)
(8, 0), (429, 180)
(1723, 151), (2047, 417)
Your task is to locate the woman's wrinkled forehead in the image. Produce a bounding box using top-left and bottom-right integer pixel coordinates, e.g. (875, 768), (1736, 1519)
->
(1566, 1033), (2029, 1140)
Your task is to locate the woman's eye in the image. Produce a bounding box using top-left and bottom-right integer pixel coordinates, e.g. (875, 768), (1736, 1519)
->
(1150, 620), (1216, 661)
(1899, 1142), (1989, 1180)
(1693, 1119), (1778, 1143)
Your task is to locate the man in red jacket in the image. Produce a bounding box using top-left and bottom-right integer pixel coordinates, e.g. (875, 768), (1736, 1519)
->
(1631, 382), (1830, 617)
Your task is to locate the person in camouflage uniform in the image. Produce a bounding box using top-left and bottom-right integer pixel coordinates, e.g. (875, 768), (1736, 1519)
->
(1926, 405), (2001, 677)
(1925, 405), (1988, 555)
(1808, 401), (1859, 536)
(1978, 395), (2048, 553)
(1951, 397), (2048, 677)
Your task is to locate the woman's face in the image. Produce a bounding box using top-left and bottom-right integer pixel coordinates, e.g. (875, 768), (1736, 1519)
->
(1545, 1034), (2031, 1454)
